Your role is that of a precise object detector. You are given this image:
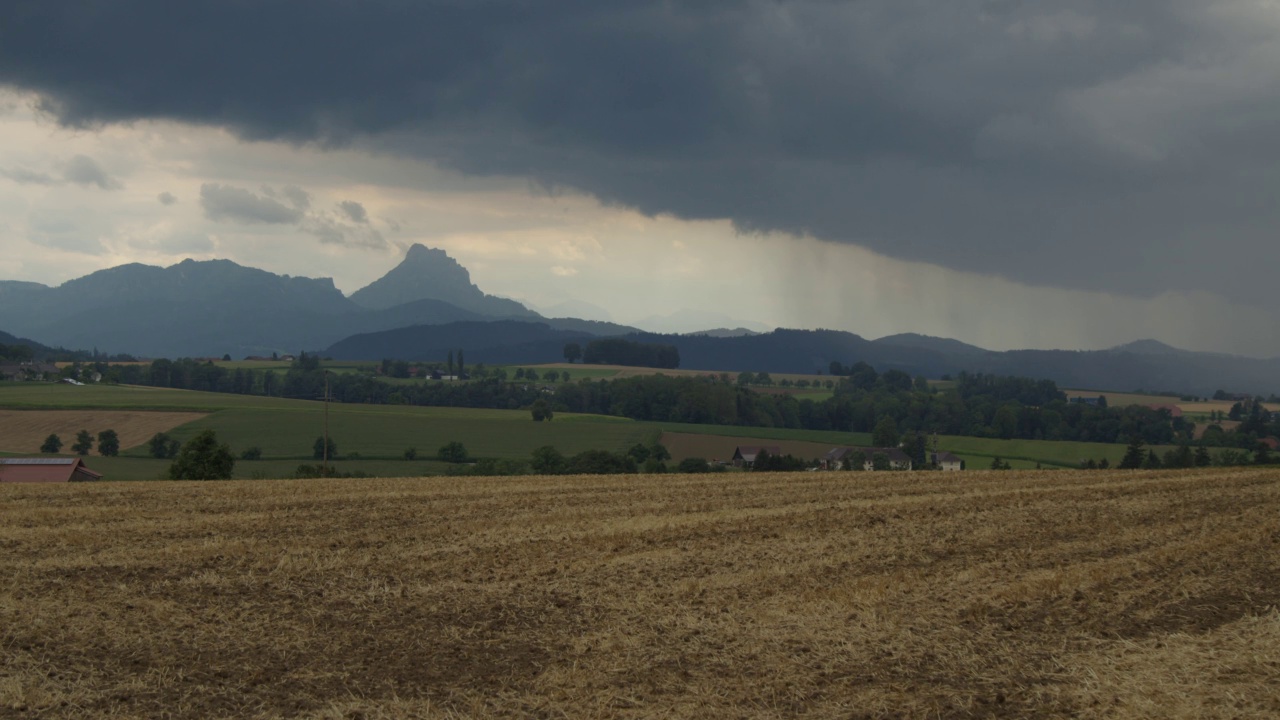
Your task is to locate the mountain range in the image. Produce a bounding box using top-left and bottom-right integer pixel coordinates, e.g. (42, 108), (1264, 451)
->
(0, 245), (633, 358)
(2, 246), (1278, 395)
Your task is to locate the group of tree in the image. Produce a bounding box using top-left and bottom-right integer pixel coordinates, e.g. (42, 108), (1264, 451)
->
(148, 432), (181, 458)
(168, 430), (236, 480)
(313, 436), (338, 461)
(0, 343), (35, 362)
(96, 355), (1279, 452)
(1109, 435), (1272, 469)
(513, 368), (570, 383)
(749, 449), (808, 471)
(581, 338), (680, 369)
(40, 429), (119, 456)
(528, 442), (674, 475)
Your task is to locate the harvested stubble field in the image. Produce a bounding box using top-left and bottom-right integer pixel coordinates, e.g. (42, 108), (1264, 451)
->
(2, 469), (1279, 719)
(0, 409), (207, 454)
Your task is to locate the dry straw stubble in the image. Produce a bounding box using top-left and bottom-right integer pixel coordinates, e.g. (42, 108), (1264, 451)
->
(2, 468), (1278, 718)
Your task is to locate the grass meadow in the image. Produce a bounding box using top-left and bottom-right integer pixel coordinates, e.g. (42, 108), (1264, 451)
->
(0, 383), (1173, 478)
(2, 468), (1277, 718)
(653, 422), (1137, 468)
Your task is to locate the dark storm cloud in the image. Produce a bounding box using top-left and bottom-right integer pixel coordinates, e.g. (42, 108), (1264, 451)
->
(200, 183), (302, 224)
(3, 1), (1279, 304)
(63, 154), (121, 189)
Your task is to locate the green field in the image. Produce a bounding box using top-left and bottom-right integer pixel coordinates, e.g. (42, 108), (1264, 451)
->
(35, 455), (462, 481)
(1063, 389), (1184, 406)
(2, 382), (1150, 478)
(0, 384), (653, 479)
(652, 421), (1139, 469)
(0, 383), (313, 411)
(165, 406), (649, 461)
(501, 366), (622, 381)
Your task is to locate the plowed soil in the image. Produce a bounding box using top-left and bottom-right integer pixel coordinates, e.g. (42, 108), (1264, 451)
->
(2, 468), (1278, 718)
(0, 410), (206, 453)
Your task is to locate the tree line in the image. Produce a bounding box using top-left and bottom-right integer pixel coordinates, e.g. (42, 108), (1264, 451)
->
(97, 356), (1278, 449)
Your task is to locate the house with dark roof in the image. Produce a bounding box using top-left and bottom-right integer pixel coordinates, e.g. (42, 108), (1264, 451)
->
(0, 362), (58, 381)
(0, 458), (104, 483)
(822, 447), (860, 470)
(732, 445), (782, 468)
(1145, 404), (1184, 418)
(860, 447), (912, 471)
(821, 447), (912, 471)
(931, 451), (964, 471)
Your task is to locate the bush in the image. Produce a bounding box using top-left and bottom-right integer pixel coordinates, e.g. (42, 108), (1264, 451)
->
(294, 464), (371, 479)
(148, 432), (180, 459)
(565, 450), (635, 475)
(40, 434), (62, 454)
(438, 441), (469, 463)
(240, 446), (262, 460)
(530, 445), (566, 474)
(531, 398), (553, 422)
(642, 458), (668, 473)
(403, 447), (417, 461)
(467, 458), (528, 476)
(313, 436), (337, 460)
(677, 457), (711, 473)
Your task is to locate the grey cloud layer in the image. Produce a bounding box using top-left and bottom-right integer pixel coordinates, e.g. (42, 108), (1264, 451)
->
(63, 154), (121, 189)
(2, 1), (1278, 304)
(199, 182), (384, 248)
(200, 184), (302, 224)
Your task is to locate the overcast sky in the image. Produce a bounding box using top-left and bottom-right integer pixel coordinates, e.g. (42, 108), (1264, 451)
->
(2, 1), (1279, 355)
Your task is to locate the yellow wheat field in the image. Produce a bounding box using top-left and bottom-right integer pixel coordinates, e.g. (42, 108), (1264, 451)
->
(0, 409), (206, 453)
(2, 468), (1279, 719)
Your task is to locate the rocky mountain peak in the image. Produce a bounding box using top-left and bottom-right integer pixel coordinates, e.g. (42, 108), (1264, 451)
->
(350, 245), (533, 318)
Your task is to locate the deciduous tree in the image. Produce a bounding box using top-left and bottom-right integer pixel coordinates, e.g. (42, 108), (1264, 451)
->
(438, 441), (469, 463)
(71, 429), (94, 456)
(148, 432), (180, 459)
(313, 436), (337, 460)
(531, 398), (553, 422)
(872, 417), (899, 449)
(97, 429), (120, 457)
(168, 429), (235, 480)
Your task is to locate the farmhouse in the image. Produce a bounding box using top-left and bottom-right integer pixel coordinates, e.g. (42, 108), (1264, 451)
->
(732, 445), (782, 468)
(0, 362), (58, 381)
(931, 451), (964, 471)
(821, 447), (857, 470)
(0, 457), (103, 483)
(1070, 396), (1104, 406)
(1145, 404), (1184, 418)
(861, 448), (912, 471)
(821, 447), (913, 471)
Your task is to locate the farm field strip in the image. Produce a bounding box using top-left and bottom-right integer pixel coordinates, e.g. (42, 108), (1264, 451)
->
(2, 468), (1277, 718)
(0, 409), (207, 454)
(656, 424), (1138, 468)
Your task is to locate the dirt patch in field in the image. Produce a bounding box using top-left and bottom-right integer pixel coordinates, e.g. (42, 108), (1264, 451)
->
(0, 410), (206, 453)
